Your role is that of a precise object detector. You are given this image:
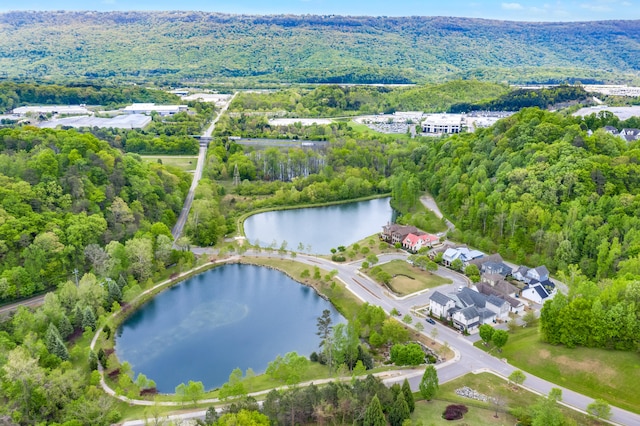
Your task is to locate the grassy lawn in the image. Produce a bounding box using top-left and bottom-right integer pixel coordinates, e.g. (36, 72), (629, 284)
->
(140, 155), (199, 172)
(373, 259), (451, 295)
(413, 399), (517, 426)
(476, 326), (640, 414)
(433, 372), (605, 426)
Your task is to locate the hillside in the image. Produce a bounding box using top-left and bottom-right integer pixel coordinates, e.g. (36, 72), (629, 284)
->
(1, 11), (639, 84)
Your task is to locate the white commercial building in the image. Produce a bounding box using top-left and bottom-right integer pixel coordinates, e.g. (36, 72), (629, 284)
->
(123, 103), (188, 116)
(12, 105), (91, 116)
(421, 114), (464, 134)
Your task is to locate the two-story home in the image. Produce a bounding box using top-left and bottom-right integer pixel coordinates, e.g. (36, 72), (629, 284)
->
(402, 233), (439, 252)
(513, 265), (549, 284)
(442, 247), (485, 267)
(381, 223), (420, 245)
(428, 287), (509, 333)
(476, 281), (524, 314)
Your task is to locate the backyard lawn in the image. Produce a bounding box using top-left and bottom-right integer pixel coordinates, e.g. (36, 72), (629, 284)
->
(373, 259), (451, 295)
(476, 326), (640, 414)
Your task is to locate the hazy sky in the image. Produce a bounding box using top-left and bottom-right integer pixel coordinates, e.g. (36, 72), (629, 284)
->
(1, 0), (639, 21)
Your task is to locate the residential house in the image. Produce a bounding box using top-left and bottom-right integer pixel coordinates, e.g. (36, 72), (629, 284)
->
(476, 281), (524, 314)
(522, 279), (556, 305)
(429, 287), (509, 333)
(513, 265), (549, 284)
(442, 247), (485, 267)
(620, 128), (640, 142)
(381, 223), (419, 245)
(482, 261), (513, 277)
(428, 291), (456, 319)
(603, 126), (619, 136)
(402, 233), (439, 252)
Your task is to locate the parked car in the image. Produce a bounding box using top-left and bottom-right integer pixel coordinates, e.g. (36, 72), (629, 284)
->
(426, 318), (436, 325)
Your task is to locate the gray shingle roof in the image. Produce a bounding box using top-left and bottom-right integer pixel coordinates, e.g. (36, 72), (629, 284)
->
(430, 291), (453, 306)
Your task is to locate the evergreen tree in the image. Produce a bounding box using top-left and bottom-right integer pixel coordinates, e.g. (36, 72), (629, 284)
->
(107, 280), (122, 306)
(57, 314), (73, 339)
(388, 392), (410, 426)
(88, 350), (98, 371)
(45, 323), (69, 360)
(402, 379), (415, 413)
(419, 365), (439, 400)
(82, 306), (96, 331)
(71, 304), (84, 329)
(97, 347), (108, 368)
(363, 394), (386, 426)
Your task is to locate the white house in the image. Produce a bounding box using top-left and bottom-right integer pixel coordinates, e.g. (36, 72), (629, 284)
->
(521, 280), (556, 305)
(429, 291), (455, 319)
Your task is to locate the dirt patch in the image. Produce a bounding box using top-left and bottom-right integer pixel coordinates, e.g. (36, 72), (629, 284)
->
(554, 355), (617, 381)
(539, 349), (551, 359)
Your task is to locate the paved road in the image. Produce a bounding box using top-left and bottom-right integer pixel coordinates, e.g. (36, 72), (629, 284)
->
(171, 93), (236, 242)
(0, 294), (46, 316)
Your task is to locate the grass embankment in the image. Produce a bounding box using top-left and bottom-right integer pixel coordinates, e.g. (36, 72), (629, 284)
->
(371, 259), (451, 295)
(239, 256), (362, 318)
(423, 372), (605, 426)
(140, 155), (199, 172)
(475, 326), (640, 414)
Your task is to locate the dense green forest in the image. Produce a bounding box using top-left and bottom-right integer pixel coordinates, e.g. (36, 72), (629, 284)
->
(0, 127), (192, 301)
(448, 85), (590, 112)
(1, 12), (639, 84)
(0, 82), (180, 113)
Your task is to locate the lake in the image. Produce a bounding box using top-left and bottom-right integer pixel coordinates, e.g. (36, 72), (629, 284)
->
(115, 264), (343, 392)
(243, 197), (394, 254)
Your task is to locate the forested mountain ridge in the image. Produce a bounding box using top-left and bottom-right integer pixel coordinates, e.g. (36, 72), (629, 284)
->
(1, 11), (639, 84)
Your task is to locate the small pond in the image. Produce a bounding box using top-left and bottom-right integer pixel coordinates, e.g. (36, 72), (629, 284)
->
(243, 197), (394, 254)
(115, 264), (344, 392)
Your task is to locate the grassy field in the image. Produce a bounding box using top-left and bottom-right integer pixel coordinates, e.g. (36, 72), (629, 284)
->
(140, 155), (199, 172)
(374, 259), (451, 295)
(432, 372), (605, 426)
(412, 399), (517, 426)
(347, 121), (414, 142)
(476, 326), (640, 414)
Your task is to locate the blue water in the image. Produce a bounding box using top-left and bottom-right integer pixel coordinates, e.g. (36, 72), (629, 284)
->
(243, 197), (393, 254)
(115, 264), (344, 392)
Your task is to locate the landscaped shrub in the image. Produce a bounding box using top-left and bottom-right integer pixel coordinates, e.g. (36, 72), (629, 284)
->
(331, 254), (346, 262)
(442, 404), (468, 420)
